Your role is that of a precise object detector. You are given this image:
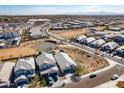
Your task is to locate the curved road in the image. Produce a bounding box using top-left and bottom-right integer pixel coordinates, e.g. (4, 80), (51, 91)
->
(45, 25), (124, 66)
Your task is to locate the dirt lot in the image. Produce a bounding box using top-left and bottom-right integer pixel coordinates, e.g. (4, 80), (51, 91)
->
(20, 39), (44, 47)
(0, 47), (38, 61)
(51, 28), (89, 40)
(57, 46), (109, 75)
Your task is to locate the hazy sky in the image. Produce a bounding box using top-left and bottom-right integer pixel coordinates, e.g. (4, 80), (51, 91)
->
(0, 5), (124, 15)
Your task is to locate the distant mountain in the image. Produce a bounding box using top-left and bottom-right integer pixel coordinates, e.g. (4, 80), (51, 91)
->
(81, 11), (124, 15)
(0, 11), (124, 16)
(63, 11), (124, 16)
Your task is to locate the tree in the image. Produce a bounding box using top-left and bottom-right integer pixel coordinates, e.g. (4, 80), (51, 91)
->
(28, 75), (47, 88)
(74, 64), (85, 76)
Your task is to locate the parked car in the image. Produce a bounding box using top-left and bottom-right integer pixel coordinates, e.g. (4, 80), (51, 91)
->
(89, 74), (97, 79)
(111, 74), (119, 80)
(71, 75), (81, 82)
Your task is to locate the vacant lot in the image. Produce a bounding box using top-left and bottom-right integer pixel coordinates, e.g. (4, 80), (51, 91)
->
(58, 46), (109, 75)
(32, 41), (56, 52)
(0, 47), (38, 61)
(51, 28), (89, 40)
(20, 39), (44, 47)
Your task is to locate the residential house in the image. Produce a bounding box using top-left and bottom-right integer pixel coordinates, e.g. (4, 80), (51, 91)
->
(100, 42), (119, 53)
(0, 62), (15, 88)
(114, 35), (124, 45)
(76, 35), (87, 43)
(14, 57), (35, 86)
(36, 52), (58, 78)
(0, 34), (4, 39)
(114, 46), (124, 57)
(102, 34), (116, 42)
(4, 31), (19, 39)
(83, 37), (96, 45)
(108, 26), (121, 31)
(89, 39), (106, 48)
(55, 52), (76, 75)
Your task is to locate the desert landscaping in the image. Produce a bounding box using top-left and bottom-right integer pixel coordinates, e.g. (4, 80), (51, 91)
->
(57, 45), (109, 75)
(0, 47), (38, 61)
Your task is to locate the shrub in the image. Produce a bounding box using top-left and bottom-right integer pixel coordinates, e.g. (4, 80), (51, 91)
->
(116, 81), (124, 88)
(28, 75), (47, 88)
(74, 64), (85, 76)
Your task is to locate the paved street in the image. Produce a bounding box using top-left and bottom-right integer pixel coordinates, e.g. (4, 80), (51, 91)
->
(96, 74), (124, 88)
(62, 65), (124, 88)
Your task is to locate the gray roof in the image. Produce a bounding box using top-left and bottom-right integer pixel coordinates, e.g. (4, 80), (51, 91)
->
(36, 52), (56, 66)
(55, 52), (76, 71)
(37, 52), (58, 75)
(102, 42), (119, 49)
(77, 35), (87, 41)
(0, 62), (15, 83)
(14, 57), (35, 72)
(84, 37), (96, 43)
(40, 66), (58, 75)
(91, 39), (106, 46)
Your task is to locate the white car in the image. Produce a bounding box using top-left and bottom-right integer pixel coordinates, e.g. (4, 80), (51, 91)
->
(111, 74), (119, 80)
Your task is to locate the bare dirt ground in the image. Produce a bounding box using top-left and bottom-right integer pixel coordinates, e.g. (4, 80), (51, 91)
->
(51, 28), (89, 40)
(0, 47), (38, 61)
(58, 46), (109, 75)
(20, 39), (44, 47)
